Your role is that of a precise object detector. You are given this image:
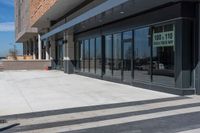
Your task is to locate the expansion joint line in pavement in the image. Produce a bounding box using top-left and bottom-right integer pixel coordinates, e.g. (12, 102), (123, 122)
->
(7, 72), (34, 112)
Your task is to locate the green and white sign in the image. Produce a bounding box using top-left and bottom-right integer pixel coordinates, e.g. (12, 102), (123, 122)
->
(153, 26), (175, 47)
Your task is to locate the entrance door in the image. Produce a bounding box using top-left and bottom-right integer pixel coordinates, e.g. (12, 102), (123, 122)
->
(122, 31), (133, 83)
(55, 40), (64, 70)
(134, 27), (151, 83)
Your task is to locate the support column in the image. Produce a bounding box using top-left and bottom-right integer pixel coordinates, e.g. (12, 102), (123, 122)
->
(45, 39), (50, 60)
(26, 41), (29, 56)
(25, 42), (28, 56)
(175, 19), (192, 90)
(63, 29), (75, 74)
(23, 43), (27, 56)
(33, 39), (36, 60)
(29, 40), (32, 56)
(31, 42), (33, 56)
(195, 3), (200, 94)
(50, 36), (56, 69)
(38, 34), (42, 60)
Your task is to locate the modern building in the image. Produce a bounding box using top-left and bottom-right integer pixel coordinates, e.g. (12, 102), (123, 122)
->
(15, 0), (38, 59)
(15, 0), (200, 95)
(15, 0), (49, 60)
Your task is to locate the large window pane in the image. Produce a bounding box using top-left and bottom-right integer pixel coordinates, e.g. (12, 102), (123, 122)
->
(80, 41), (84, 72)
(75, 41), (80, 70)
(152, 24), (175, 86)
(113, 33), (122, 79)
(90, 38), (95, 74)
(96, 37), (102, 75)
(123, 31), (133, 83)
(84, 40), (90, 72)
(55, 40), (64, 69)
(134, 27), (151, 82)
(105, 35), (113, 77)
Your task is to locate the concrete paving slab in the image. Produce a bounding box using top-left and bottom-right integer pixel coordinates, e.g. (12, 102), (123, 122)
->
(177, 128), (200, 133)
(7, 97), (199, 126)
(0, 70), (176, 116)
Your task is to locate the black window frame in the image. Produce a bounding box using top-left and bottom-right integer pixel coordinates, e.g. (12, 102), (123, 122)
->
(75, 20), (179, 88)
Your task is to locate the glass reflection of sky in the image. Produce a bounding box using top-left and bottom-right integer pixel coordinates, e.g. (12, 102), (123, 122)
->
(134, 28), (150, 59)
(123, 31), (132, 59)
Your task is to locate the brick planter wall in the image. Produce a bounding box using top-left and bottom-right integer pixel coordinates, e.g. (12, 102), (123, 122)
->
(2, 60), (51, 70)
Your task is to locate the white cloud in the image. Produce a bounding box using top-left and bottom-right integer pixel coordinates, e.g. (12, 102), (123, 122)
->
(0, 0), (14, 6)
(0, 22), (15, 32)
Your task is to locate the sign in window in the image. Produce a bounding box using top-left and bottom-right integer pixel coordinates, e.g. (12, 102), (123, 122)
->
(153, 24), (175, 47)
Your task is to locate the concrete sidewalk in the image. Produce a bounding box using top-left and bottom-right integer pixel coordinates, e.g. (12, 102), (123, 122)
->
(2, 95), (200, 133)
(0, 70), (175, 116)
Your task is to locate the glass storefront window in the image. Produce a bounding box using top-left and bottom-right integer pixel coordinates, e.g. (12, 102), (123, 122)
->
(105, 35), (113, 77)
(96, 37), (102, 75)
(134, 27), (151, 82)
(152, 24), (175, 86)
(55, 39), (64, 70)
(113, 33), (122, 79)
(75, 41), (80, 70)
(90, 38), (95, 74)
(75, 23), (176, 88)
(123, 31), (133, 83)
(84, 40), (90, 72)
(80, 40), (84, 72)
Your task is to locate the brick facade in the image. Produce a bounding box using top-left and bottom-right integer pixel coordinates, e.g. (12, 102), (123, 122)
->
(30, 0), (58, 26)
(15, 0), (37, 42)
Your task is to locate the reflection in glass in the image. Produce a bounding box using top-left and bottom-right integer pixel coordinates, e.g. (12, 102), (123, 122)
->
(105, 35), (113, 77)
(123, 31), (132, 83)
(96, 37), (102, 75)
(152, 24), (175, 86)
(134, 27), (151, 82)
(80, 41), (84, 72)
(75, 41), (80, 70)
(84, 40), (89, 72)
(90, 38), (95, 74)
(56, 40), (64, 69)
(113, 33), (122, 79)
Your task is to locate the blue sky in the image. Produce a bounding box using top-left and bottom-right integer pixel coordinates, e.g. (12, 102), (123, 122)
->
(0, 0), (22, 57)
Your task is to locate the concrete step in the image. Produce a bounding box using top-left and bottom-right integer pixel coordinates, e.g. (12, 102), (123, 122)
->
(0, 120), (19, 132)
(19, 106), (200, 133)
(7, 97), (199, 126)
(2, 96), (200, 133)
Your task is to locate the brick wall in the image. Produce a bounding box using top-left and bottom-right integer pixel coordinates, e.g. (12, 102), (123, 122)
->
(15, 0), (38, 42)
(30, 0), (58, 26)
(2, 60), (51, 70)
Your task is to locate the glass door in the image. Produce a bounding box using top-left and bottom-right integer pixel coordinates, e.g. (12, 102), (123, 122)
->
(122, 31), (133, 83)
(113, 33), (122, 80)
(55, 40), (64, 70)
(95, 37), (102, 75)
(105, 35), (113, 77)
(134, 27), (151, 83)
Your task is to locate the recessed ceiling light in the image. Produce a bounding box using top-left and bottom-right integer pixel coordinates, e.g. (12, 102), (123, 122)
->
(120, 11), (125, 14)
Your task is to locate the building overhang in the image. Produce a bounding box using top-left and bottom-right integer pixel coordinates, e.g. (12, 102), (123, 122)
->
(32, 0), (85, 29)
(41, 0), (129, 40)
(16, 28), (38, 43)
(41, 0), (198, 40)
